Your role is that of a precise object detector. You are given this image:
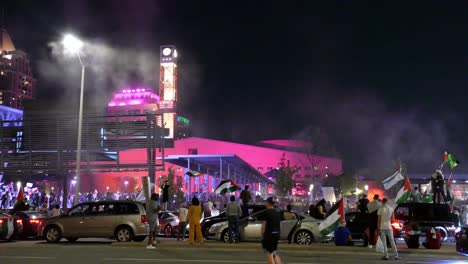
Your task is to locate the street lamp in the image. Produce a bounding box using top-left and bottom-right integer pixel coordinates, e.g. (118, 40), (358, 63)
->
(62, 34), (85, 206)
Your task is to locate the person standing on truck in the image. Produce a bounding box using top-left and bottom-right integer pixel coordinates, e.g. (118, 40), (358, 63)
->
(240, 185), (252, 217)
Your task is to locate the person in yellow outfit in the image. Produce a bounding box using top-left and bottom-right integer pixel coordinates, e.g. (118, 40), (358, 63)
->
(186, 196), (204, 246)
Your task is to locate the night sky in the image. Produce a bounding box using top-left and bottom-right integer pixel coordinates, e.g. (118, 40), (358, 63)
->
(4, 1), (468, 175)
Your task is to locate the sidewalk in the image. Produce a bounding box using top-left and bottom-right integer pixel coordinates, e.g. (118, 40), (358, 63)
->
(112, 240), (458, 257)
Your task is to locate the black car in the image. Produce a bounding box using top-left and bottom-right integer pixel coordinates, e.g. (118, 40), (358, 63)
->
(394, 203), (456, 240)
(201, 204), (266, 238)
(14, 211), (49, 239)
(455, 226), (468, 256)
(345, 212), (401, 242)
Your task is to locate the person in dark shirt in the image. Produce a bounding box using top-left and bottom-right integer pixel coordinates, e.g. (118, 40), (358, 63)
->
(262, 197), (282, 264)
(161, 180), (170, 211)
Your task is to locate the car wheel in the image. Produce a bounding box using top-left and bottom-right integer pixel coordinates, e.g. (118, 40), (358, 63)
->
(221, 229), (237, 243)
(115, 226), (134, 242)
(65, 237), (79, 242)
(164, 225), (173, 237)
(435, 226), (448, 241)
(133, 236), (146, 242)
(295, 230), (313, 245)
(45, 226), (62, 243)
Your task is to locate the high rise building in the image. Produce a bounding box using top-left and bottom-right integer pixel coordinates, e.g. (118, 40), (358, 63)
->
(159, 45), (178, 139)
(0, 28), (35, 110)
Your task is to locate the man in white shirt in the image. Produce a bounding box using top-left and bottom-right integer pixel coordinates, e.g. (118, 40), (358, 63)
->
(211, 204), (220, 216)
(377, 198), (399, 260)
(177, 204), (189, 241)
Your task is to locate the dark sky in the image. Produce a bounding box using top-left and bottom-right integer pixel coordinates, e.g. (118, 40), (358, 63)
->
(4, 1), (468, 175)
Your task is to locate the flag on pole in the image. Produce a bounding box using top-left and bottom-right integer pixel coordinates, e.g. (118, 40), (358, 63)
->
(214, 180), (241, 195)
(16, 188), (24, 201)
(185, 170), (202, 177)
(319, 199), (344, 236)
(382, 170), (405, 190)
(395, 176), (412, 204)
(446, 154), (460, 170)
(442, 151), (449, 164)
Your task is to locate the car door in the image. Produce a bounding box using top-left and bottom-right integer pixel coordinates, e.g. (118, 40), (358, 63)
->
(61, 204), (91, 237)
(243, 211), (268, 241)
(85, 203), (116, 237)
(280, 211), (299, 240)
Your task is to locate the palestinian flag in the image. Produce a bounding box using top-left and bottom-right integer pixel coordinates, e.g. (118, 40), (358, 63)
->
(442, 151), (449, 164)
(382, 170), (404, 190)
(17, 188), (24, 201)
(214, 180), (241, 195)
(396, 176), (411, 204)
(446, 154), (460, 170)
(185, 170), (202, 177)
(319, 199), (344, 236)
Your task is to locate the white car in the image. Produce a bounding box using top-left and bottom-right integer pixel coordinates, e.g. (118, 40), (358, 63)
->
(208, 209), (327, 245)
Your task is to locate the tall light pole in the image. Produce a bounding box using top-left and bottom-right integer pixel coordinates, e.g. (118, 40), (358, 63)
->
(62, 34), (85, 206)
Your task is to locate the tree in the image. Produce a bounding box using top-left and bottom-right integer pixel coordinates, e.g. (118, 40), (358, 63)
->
(275, 154), (296, 197)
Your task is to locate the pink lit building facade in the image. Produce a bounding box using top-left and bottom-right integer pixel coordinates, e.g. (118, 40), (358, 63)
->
(91, 137), (342, 196)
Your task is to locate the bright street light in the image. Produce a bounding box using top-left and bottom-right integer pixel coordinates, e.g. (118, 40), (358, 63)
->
(62, 34), (84, 54)
(16, 181), (21, 190)
(61, 33), (86, 206)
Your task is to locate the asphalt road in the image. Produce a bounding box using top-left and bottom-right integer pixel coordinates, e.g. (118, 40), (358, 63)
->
(0, 239), (465, 264)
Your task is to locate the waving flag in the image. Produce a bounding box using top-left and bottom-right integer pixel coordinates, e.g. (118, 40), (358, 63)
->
(446, 154), (460, 169)
(214, 180), (241, 195)
(382, 170), (404, 190)
(396, 176), (411, 204)
(319, 199), (344, 236)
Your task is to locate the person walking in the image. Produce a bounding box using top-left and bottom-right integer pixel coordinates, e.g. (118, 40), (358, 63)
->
(161, 180), (170, 211)
(366, 194), (381, 248)
(186, 196), (204, 246)
(262, 197), (282, 264)
(177, 203), (188, 241)
(377, 198), (399, 260)
(226, 195), (242, 243)
(146, 193), (161, 249)
(240, 185), (252, 217)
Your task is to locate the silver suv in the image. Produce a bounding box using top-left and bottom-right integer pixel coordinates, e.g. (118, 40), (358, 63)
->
(39, 201), (149, 243)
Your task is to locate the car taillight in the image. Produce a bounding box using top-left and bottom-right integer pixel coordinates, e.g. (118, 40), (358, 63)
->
(391, 222), (402, 230)
(141, 215), (147, 223)
(16, 219), (23, 225)
(29, 219), (41, 224)
(0, 219), (3, 224)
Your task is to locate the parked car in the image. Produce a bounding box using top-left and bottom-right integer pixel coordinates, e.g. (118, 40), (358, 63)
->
(394, 203), (456, 241)
(209, 209), (326, 245)
(39, 201), (148, 243)
(201, 204), (266, 238)
(0, 212), (18, 241)
(345, 212), (401, 242)
(14, 211), (48, 239)
(158, 211), (181, 237)
(455, 226), (468, 256)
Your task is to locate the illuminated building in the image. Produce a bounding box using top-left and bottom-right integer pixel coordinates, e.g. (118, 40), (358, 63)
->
(0, 28), (35, 110)
(176, 116), (191, 139)
(159, 45), (178, 139)
(107, 87), (160, 121)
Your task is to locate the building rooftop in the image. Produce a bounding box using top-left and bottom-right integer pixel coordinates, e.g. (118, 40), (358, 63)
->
(0, 29), (16, 52)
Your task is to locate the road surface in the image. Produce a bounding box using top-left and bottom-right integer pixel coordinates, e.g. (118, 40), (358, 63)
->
(0, 239), (465, 264)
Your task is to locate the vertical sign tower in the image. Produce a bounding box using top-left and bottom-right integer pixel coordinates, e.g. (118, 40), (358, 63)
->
(159, 45), (178, 138)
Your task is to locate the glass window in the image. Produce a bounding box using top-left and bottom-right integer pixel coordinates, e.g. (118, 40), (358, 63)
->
(69, 204), (90, 216)
(395, 206), (410, 220)
(115, 203), (139, 215)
